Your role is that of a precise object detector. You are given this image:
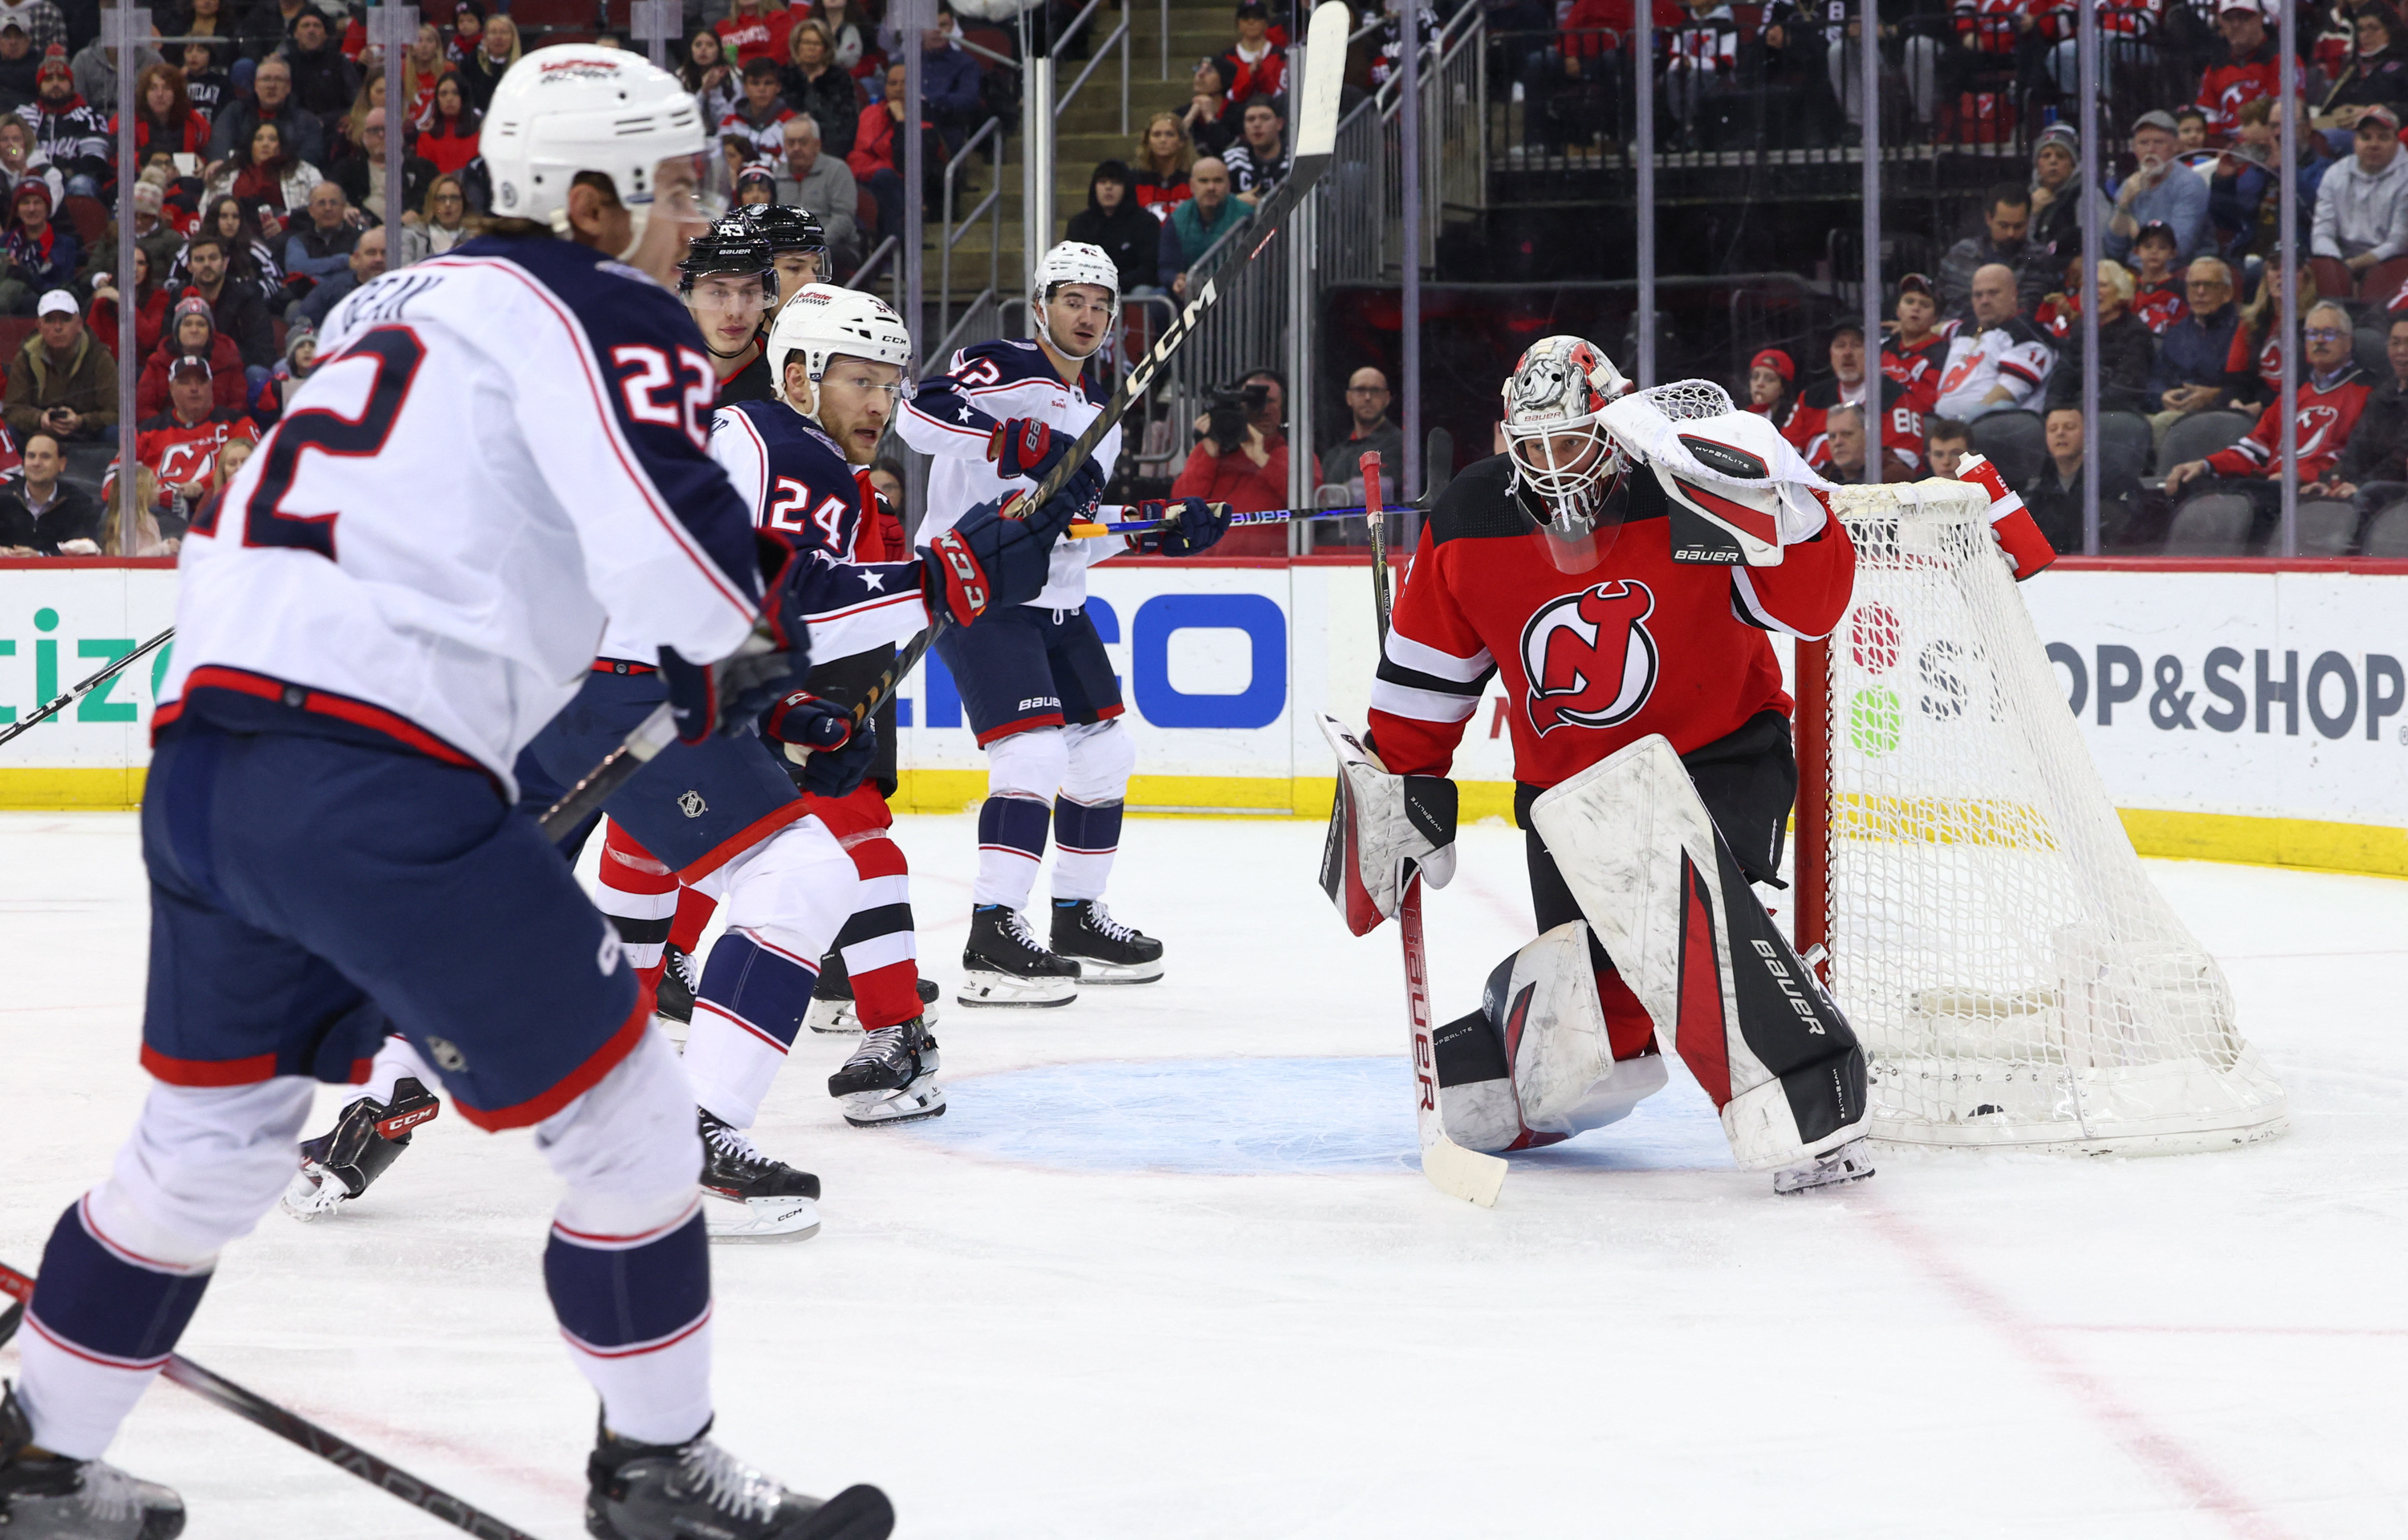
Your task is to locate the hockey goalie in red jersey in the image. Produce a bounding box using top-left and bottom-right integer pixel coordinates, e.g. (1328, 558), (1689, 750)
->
(1324, 335), (1891, 1192)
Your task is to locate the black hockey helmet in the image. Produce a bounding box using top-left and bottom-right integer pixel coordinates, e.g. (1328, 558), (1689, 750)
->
(677, 215), (779, 301)
(740, 201), (829, 266)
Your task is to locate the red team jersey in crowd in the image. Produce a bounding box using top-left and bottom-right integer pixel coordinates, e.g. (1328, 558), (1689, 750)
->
(134, 412), (259, 503)
(2199, 43), (2300, 138)
(1365, 454), (1855, 790)
(1779, 371), (1928, 474)
(2131, 278), (2187, 334)
(2203, 368), (2373, 483)
(715, 6), (795, 64)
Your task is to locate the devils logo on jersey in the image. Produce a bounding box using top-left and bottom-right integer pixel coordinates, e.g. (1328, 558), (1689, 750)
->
(1520, 579), (1660, 735)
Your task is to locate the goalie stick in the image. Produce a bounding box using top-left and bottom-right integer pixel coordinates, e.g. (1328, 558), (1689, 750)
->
(0, 626), (173, 750)
(1065, 493), (1435, 539)
(1360, 453), (1507, 1208)
(0, 1262), (549, 1540)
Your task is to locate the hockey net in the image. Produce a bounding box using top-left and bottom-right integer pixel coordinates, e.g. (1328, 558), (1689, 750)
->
(1796, 481), (2288, 1154)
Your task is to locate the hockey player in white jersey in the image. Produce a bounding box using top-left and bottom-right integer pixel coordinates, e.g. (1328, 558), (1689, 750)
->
(0, 46), (1092, 1540)
(897, 240), (1234, 1007)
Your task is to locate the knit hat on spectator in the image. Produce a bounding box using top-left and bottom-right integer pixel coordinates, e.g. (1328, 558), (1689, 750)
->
(173, 288), (215, 331)
(294, 3), (333, 30)
(284, 319), (316, 364)
(13, 177), (50, 212)
(132, 181), (164, 213)
(36, 45), (69, 79)
(1750, 348), (1794, 384)
(2034, 124), (2078, 160)
(736, 165), (777, 197)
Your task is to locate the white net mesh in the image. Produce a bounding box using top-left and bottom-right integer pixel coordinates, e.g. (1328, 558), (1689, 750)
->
(1639, 379), (1735, 421)
(1813, 484), (2288, 1154)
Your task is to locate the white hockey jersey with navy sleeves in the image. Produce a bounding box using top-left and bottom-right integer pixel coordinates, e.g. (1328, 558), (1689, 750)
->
(706, 398), (938, 660)
(159, 235), (763, 795)
(894, 337), (1123, 610)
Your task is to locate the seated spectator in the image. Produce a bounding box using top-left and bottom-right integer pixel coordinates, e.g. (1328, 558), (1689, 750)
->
(1170, 367), (1316, 555)
(131, 63), (209, 163)
(2309, 311), (2408, 517)
(781, 19), (860, 161)
(815, 0), (872, 78)
(917, 2), (984, 154)
(3, 291), (114, 442)
(176, 196), (285, 303)
(1662, 0), (1739, 151)
(1183, 57), (1235, 161)
(444, 0), (484, 69)
(1886, 271), (1953, 369)
(1934, 262), (2055, 419)
(2107, 110), (2209, 262)
(1744, 347), (1796, 420)
(204, 120), (320, 224)
(2146, 255), (2239, 445)
(2045, 261), (2154, 412)
(206, 55), (325, 168)
(282, 6), (359, 124)
(415, 73), (483, 179)
(2128, 221), (2189, 331)
(0, 177), (75, 315)
(1222, 94), (1288, 204)
(2319, 6), (2408, 132)
(681, 26), (741, 127)
(0, 116), (59, 214)
(295, 222), (383, 328)
(1822, 0), (1938, 134)
(722, 55), (797, 175)
(2164, 300), (2369, 521)
(283, 180), (360, 291)
(2312, 104), (2408, 274)
(1321, 365), (1401, 490)
(2028, 125), (2109, 265)
(1216, 2), (1286, 107)
(1939, 183), (2050, 320)
(397, 22), (448, 124)
(776, 113), (862, 271)
(1820, 402), (1913, 484)
(1787, 320), (1930, 471)
(28, 47), (110, 201)
(0, 19), (39, 115)
(180, 38), (230, 124)
(2197, 0), (2292, 144)
(178, 231), (276, 372)
(1158, 156), (1248, 299)
(2223, 251), (2312, 408)
(2174, 105), (2210, 154)
(96, 464), (177, 555)
(1064, 161), (1159, 297)
(135, 349), (258, 526)
(137, 291), (246, 418)
(123, 180), (184, 276)
(1131, 111), (1194, 217)
(0, 429), (96, 554)
(91, 245), (172, 363)
(1923, 416), (1974, 477)
(331, 108), (436, 231)
(848, 62), (920, 250)
(716, 0), (796, 69)
(458, 12), (519, 115)
(734, 163), (777, 207)
(2020, 404), (2135, 550)
(237, 0), (307, 64)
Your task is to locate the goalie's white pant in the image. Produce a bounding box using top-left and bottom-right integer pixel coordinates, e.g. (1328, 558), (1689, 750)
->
(1528, 734), (1869, 1169)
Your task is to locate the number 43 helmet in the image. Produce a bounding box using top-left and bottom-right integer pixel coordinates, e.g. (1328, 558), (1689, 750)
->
(678, 215), (777, 300)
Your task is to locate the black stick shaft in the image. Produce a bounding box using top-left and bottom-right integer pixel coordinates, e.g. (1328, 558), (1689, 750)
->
(0, 626), (173, 749)
(0, 1263), (548, 1540)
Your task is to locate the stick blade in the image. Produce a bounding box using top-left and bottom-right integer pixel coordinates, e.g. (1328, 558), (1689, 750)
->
(1421, 1137), (1507, 1207)
(1294, 2), (1352, 161)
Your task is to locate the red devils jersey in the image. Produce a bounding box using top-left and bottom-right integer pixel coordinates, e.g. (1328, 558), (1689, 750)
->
(134, 411), (259, 500)
(1780, 374), (1926, 474)
(1368, 454), (1855, 790)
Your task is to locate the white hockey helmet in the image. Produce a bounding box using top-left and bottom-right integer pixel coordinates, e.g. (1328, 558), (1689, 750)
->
(1030, 240), (1120, 360)
(767, 282), (916, 407)
(480, 46), (708, 249)
(1501, 334), (1632, 561)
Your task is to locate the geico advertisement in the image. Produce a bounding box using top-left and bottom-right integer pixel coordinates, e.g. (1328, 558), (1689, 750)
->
(2020, 571), (2407, 829)
(0, 567), (177, 769)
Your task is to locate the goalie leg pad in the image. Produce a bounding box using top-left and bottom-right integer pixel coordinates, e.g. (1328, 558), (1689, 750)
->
(1529, 734), (1867, 1170)
(1316, 714), (1457, 936)
(1430, 922), (1670, 1153)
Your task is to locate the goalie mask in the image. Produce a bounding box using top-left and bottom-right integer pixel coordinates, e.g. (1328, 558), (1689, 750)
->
(1502, 335), (1632, 573)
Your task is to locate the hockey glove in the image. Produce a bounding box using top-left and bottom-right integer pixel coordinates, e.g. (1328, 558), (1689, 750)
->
(659, 630), (798, 745)
(762, 689), (878, 798)
(920, 458), (1105, 624)
(1954, 451), (2058, 580)
(988, 416), (1068, 482)
(1125, 498), (1231, 556)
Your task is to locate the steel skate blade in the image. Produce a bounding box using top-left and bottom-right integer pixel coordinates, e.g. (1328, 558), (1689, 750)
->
(955, 969), (1078, 1008)
(702, 1193), (822, 1243)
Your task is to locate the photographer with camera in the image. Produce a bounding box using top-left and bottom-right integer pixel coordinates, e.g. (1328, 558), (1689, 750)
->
(1171, 367), (1318, 555)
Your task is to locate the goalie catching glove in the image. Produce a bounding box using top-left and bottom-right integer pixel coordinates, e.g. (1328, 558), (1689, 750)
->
(1316, 714), (1457, 935)
(762, 689), (878, 798)
(921, 457), (1105, 625)
(1601, 392), (1834, 569)
(1125, 497), (1232, 556)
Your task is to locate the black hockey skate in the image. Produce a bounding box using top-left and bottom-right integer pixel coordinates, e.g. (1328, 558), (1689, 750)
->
(586, 1417), (892, 1540)
(1772, 1136), (1876, 1195)
(828, 1019), (945, 1127)
(805, 950), (941, 1035)
(698, 1111), (821, 1243)
(280, 1076), (441, 1221)
(957, 904), (1080, 1008)
(654, 941), (699, 1026)
(1049, 899), (1165, 984)
(0, 1380), (185, 1539)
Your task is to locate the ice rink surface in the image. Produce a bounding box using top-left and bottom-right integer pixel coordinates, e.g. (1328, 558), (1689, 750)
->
(3, 808), (2405, 1539)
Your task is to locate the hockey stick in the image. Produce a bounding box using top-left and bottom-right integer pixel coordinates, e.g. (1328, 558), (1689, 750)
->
(0, 1262), (549, 1540)
(0, 626), (173, 750)
(1066, 494), (1435, 539)
(1360, 455), (1506, 1209)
